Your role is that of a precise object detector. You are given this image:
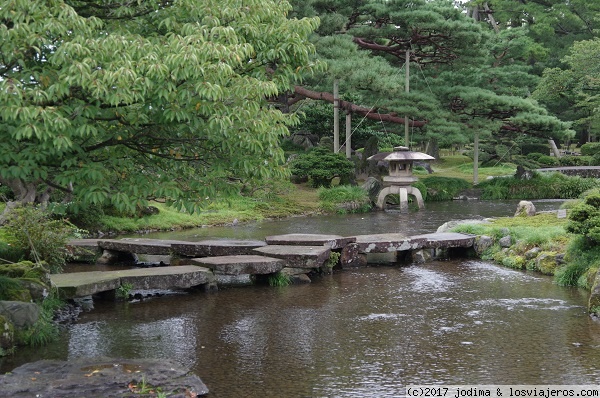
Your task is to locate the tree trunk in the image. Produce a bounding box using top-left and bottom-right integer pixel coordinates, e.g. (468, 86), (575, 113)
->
(427, 138), (439, 159)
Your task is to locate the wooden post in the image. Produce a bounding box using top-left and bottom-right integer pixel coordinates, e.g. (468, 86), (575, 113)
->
(345, 111), (352, 158)
(333, 80), (340, 153)
(405, 49), (410, 148)
(473, 133), (479, 185)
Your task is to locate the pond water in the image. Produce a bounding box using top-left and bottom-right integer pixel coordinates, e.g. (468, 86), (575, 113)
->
(2, 199), (600, 397)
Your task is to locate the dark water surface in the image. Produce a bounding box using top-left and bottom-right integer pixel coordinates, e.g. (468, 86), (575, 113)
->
(2, 200), (600, 397)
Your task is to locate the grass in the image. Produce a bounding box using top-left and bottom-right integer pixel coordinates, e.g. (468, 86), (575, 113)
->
(453, 213), (570, 250)
(317, 185), (371, 213)
(427, 155), (516, 182)
(96, 186), (319, 233)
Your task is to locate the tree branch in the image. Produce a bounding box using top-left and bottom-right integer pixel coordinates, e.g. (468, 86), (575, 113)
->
(292, 86), (427, 127)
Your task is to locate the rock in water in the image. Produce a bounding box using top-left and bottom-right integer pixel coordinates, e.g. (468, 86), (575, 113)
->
(514, 201), (536, 217)
(0, 357), (209, 397)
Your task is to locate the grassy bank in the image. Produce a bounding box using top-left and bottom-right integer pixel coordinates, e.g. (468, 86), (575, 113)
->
(92, 184), (320, 233)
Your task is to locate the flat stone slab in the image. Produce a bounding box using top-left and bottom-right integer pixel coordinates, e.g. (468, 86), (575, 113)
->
(0, 357), (208, 397)
(254, 245), (331, 269)
(186, 255), (285, 275)
(351, 233), (428, 253)
(265, 234), (356, 249)
(98, 238), (190, 255)
(171, 239), (267, 257)
(50, 266), (214, 298)
(411, 232), (476, 248)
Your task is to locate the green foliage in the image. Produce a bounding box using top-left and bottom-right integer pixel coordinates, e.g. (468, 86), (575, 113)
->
(324, 251), (341, 270)
(268, 272), (291, 287)
(556, 236), (600, 287)
(2, 206), (78, 273)
(317, 185), (370, 213)
(521, 143), (549, 156)
(581, 143), (600, 156)
(0, 0), (321, 213)
(420, 177), (471, 201)
(290, 147), (355, 188)
(411, 181), (428, 202)
(566, 193), (600, 243)
(0, 276), (23, 300)
(527, 152), (546, 161)
(116, 283), (133, 299)
(15, 295), (63, 348)
(537, 155), (559, 166)
(558, 155), (591, 167)
(479, 173), (598, 200)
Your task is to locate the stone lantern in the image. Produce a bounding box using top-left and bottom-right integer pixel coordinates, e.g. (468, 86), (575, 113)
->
(368, 146), (434, 212)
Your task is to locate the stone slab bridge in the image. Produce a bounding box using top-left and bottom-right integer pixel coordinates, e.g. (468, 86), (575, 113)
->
(54, 232), (475, 299)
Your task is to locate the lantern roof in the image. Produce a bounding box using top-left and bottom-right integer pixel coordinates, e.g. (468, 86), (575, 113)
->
(367, 146), (435, 161)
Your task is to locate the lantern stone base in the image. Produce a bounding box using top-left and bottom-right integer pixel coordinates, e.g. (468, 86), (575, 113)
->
(375, 185), (424, 212)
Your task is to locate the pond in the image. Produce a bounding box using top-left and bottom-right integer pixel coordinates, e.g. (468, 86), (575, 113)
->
(2, 200), (599, 397)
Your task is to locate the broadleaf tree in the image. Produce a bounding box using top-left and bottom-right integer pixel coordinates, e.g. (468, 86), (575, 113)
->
(0, 0), (321, 213)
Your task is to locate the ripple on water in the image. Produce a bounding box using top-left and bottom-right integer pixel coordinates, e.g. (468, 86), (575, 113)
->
(475, 297), (583, 311)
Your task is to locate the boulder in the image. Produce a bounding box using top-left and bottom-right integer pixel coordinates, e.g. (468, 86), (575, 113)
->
(340, 243), (367, 268)
(412, 249), (434, 264)
(473, 235), (494, 255)
(535, 252), (559, 275)
(436, 219), (490, 233)
(524, 247), (542, 260)
(0, 301), (40, 328)
(498, 235), (512, 248)
(515, 200), (536, 217)
(0, 357), (209, 397)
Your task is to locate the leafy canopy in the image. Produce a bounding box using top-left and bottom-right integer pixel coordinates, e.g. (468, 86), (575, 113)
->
(0, 0), (320, 213)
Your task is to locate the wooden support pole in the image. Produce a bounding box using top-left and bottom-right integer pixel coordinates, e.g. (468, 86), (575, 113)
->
(333, 80), (340, 153)
(345, 111), (352, 158)
(405, 49), (410, 148)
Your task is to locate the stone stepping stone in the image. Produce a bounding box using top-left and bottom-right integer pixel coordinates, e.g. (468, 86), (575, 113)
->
(50, 266), (214, 298)
(187, 255), (284, 275)
(351, 233), (427, 253)
(171, 239), (266, 257)
(410, 232), (475, 248)
(254, 245), (331, 268)
(98, 238), (189, 255)
(265, 233), (356, 249)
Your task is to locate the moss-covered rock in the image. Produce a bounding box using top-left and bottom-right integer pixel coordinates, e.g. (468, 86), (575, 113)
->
(0, 261), (50, 301)
(535, 252), (559, 275)
(502, 255), (526, 270)
(0, 261), (50, 282)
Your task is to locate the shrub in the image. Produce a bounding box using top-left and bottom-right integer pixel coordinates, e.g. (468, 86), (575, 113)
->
(2, 206), (77, 273)
(566, 193), (600, 243)
(537, 155), (559, 166)
(479, 173), (598, 200)
(289, 147), (355, 188)
(526, 152), (546, 161)
(521, 143), (549, 156)
(420, 177), (471, 201)
(556, 236), (600, 287)
(558, 155), (591, 167)
(580, 142), (600, 156)
(318, 185), (371, 213)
